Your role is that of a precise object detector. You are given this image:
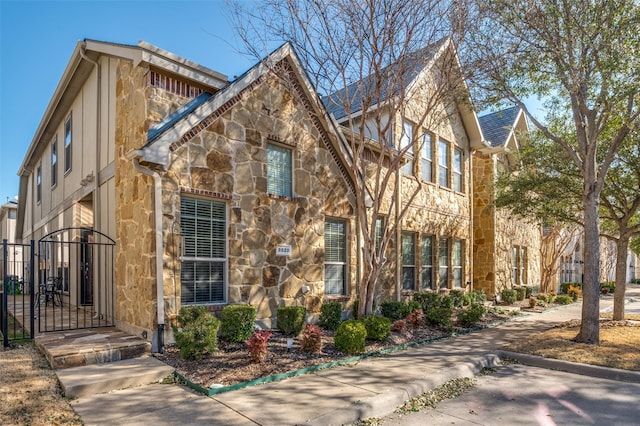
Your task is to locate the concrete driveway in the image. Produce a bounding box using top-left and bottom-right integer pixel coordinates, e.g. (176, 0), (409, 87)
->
(381, 364), (640, 425)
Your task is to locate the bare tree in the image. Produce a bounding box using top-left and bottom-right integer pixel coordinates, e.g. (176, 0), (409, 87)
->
(463, 0), (640, 343)
(229, 0), (472, 316)
(541, 226), (580, 294)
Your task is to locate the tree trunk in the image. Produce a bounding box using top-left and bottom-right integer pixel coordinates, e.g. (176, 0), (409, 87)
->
(613, 236), (630, 321)
(575, 192), (600, 344)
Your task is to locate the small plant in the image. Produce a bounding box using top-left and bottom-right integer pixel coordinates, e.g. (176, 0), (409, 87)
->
(362, 315), (391, 341)
(536, 299), (547, 307)
(425, 305), (453, 329)
(555, 295), (573, 305)
(413, 291), (440, 311)
(500, 288), (517, 305)
(334, 320), (367, 355)
(524, 286), (533, 298)
(391, 319), (408, 333)
(246, 330), (273, 363)
(380, 301), (407, 322)
(561, 282), (582, 294)
(567, 285), (582, 302)
(548, 292), (556, 303)
(528, 296), (537, 308)
(600, 281), (615, 294)
(300, 324), (323, 353)
(277, 306), (306, 337)
(449, 289), (465, 308)
(514, 286), (526, 301)
(318, 302), (342, 330)
(457, 303), (486, 328)
(406, 308), (425, 329)
(220, 305), (257, 343)
(537, 293), (548, 302)
(406, 300), (422, 315)
(172, 306), (220, 360)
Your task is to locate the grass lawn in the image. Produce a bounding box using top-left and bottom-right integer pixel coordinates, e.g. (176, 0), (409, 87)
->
(505, 317), (640, 371)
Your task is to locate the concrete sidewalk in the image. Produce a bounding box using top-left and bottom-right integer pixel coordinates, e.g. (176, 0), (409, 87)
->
(69, 289), (638, 425)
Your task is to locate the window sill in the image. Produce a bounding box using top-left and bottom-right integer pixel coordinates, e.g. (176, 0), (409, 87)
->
(268, 193), (297, 202)
(323, 295), (349, 302)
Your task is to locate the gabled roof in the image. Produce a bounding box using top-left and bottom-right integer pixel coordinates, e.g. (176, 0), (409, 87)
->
(147, 92), (213, 143)
(478, 106), (522, 148)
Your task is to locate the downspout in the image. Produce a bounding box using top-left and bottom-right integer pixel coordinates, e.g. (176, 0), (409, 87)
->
(131, 156), (165, 353)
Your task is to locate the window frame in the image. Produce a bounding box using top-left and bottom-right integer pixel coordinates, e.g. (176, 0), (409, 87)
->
(401, 232), (416, 291)
(180, 196), (228, 305)
(453, 147), (463, 192)
(421, 234), (434, 290)
(267, 143), (293, 198)
(452, 239), (463, 288)
(64, 115), (72, 175)
(438, 238), (449, 289)
(399, 120), (414, 175)
(51, 136), (58, 188)
(438, 138), (450, 188)
(421, 132), (433, 182)
(324, 218), (348, 296)
(36, 164), (42, 204)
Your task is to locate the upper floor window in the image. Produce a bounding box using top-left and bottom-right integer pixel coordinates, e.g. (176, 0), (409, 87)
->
(180, 196), (227, 304)
(438, 139), (449, 188)
(400, 121), (414, 175)
(267, 143), (293, 197)
(421, 132), (433, 182)
(36, 165), (42, 203)
(64, 115), (72, 174)
(401, 232), (416, 290)
(51, 137), (58, 188)
(453, 148), (463, 192)
(325, 219), (347, 295)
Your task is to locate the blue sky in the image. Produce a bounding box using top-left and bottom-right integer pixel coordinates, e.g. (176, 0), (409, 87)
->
(0, 0), (257, 203)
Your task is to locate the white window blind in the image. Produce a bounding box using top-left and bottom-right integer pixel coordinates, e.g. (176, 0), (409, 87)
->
(267, 144), (293, 197)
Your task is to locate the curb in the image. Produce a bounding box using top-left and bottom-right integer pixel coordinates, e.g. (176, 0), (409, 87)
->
(305, 353), (502, 426)
(497, 350), (640, 384)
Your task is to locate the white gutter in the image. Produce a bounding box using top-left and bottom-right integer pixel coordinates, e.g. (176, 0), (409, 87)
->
(130, 153), (165, 353)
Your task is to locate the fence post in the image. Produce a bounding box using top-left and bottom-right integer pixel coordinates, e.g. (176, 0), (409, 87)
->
(29, 240), (35, 339)
(2, 239), (8, 347)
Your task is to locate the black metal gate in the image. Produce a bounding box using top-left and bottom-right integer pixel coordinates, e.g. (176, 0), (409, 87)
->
(1, 239), (34, 346)
(36, 228), (116, 333)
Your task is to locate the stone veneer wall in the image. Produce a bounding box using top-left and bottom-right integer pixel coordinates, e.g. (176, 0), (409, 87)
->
(472, 151), (496, 295)
(162, 66), (355, 326)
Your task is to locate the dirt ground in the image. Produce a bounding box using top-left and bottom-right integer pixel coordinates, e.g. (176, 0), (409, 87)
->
(0, 343), (81, 425)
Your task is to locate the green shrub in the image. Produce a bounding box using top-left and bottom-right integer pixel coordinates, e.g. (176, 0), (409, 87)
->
(220, 305), (256, 343)
(457, 303), (486, 328)
(300, 324), (323, 353)
(600, 281), (615, 294)
(449, 289), (465, 308)
(524, 286), (533, 298)
(537, 293), (548, 302)
(555, 295), (573, 305)
(172, 306), (220, 360)
(318, 302), (342, 330)
(425, 305), (453, 329)
(380, 301), (407, 322)
(362, 315), (391, 341)
(406, 300), (422, 314)
(277, 306), (306, 336)
(548, 292), (556, 303)
(413, 292), (440, 311)
(464, 289), (487, 306)
(514, 286), (526, 301)
(334, 320), (367, 355)
(560, 282), (582, 294)
(500, 288), (517, 305)
(536, 299), (547, 307)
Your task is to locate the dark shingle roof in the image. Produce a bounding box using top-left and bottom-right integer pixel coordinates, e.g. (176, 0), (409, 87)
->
(147, 92), (214, 143)
(477, 106), (520, 147)
(322, 38), (448, 121)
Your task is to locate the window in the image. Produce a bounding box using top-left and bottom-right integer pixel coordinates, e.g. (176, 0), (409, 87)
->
(325, 219), (347, 295)
(421, 235), (434, 290)
(267, 143), (293, 197)
(421, 133), (433, 182)
(453, 239), (463, 288)
(8, 210), (16, 219)
(180, 196), (227, 304)
(453, 147), (463, 192)
(438, 139), (449, 187)
(64, 115), (72, 173)
(375, 216), (385, 254)
(512, 246), (527, 285)
(36, 165), (42, 203)
(400, 121), (414, 175)
(438, 238), (449, 288)
(401, 232), (416, 290)
(51, 137), (58, 187)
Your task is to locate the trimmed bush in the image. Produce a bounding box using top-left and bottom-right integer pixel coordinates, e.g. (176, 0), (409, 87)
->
(514, 286), (526, 301)
(277, 306), (306, 337)
(300, 324), (323, 353)
(425, 305), (453, 329)
(500, 288), (517, 305)
(318, 302), (342, 330)
(172, 306), (220, 360)
(524, 286), (533, 298)
(601, 281), (615, 294)
(380, 301), (407, 322)
(406, 300), (422, 314)
(464, 289), (487, 306)
(413, 292), (440, 311)
(555, 295), (573, 305)
(457, 303), (486, 328)
(220, 305), (256, 343)
(334, 320), (367, 355)
(362, 315), (391, 341)
(449, 289), (465, 308)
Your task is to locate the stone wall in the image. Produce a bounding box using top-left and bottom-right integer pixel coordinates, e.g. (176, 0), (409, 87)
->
(162, 67), (354, 326)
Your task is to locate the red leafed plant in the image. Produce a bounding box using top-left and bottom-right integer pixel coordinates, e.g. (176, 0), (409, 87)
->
(246, 330), (273, 363)
(406, 309), (425, 329)
(300, 324), (323, 353)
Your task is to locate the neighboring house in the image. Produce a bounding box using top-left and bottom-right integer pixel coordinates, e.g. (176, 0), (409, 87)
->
(474, 107), (542, 296)
(15, 38), (538, 350)
(0, 199), (21, 279)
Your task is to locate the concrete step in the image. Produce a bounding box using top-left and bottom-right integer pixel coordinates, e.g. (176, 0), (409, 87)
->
(56, 356), (174, 398)
(35, 327), (151, 369)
